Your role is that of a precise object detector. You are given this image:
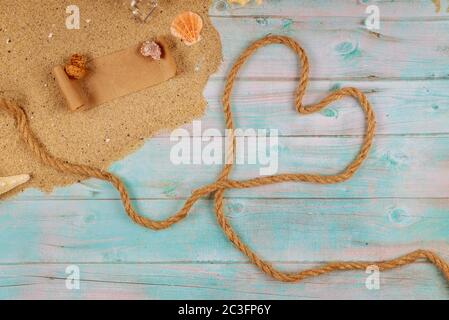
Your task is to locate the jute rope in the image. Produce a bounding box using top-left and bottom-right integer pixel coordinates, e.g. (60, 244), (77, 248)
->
(1, 35), (448, 283)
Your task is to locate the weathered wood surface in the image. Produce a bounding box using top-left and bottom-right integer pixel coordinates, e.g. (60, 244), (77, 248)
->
(210, 0), (448, 18)
(0, 263), (447, 300)
(1, 0), (448, 299)
(9, 135), (449, 200)
(0, 199), (448, 263)
(208, 17), (449, 79)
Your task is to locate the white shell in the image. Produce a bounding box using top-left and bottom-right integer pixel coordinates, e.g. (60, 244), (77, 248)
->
(140, 41), (162, 60)
(0, 174), (30, 195)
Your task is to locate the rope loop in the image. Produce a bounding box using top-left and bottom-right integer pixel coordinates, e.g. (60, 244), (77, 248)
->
(1, 35), (448, 284)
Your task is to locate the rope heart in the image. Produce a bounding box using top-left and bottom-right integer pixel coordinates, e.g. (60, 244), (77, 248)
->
(1, 35), (448, 284)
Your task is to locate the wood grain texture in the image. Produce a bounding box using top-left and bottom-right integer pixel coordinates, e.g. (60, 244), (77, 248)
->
(1, 0), (449, 299)
(202, 79), (449, 136)
(0, 199), (448, 263)
(0, 263), (448, 300)
(9, 135), (449, 200)
(210, 0), (447, 18)
(208, 17), (449, 79)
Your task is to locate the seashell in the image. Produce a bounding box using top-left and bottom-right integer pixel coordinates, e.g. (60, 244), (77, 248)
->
(170, 11), (203, 46)
(0, 174), (30, 195)
(65, 53), (87, 80)
(140, 40), (162, 60)
(69, 54), (86, 69)
(65, 64), (86, 80)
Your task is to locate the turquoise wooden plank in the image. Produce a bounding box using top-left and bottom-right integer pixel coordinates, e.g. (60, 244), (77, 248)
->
(208, 16), (449, 79)
(199, 79), (449, 136)
(210, 0), (446, 18)
(0, 198), (447, 263)
(4, 79), (449, 140)
(8, 135), (449, 200)
(0, 262), (447, 299)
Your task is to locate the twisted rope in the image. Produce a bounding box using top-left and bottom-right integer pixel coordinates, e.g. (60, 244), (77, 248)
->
(1, 35), (448, 284)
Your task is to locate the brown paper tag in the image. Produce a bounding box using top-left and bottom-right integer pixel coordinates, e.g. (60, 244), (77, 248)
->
(53, 40), (177, 111)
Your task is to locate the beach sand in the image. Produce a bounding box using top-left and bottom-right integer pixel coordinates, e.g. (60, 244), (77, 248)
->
(0, 0), (222, 198)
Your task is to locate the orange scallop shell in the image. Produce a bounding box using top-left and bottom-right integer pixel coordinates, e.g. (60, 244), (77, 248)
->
(170, 11), (203, 46)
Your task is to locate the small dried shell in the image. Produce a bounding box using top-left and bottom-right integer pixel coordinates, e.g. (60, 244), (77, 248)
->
(0, 174), (30, 195)
(140, 41), (162, 60)
(65, 64), (86, 80)
(70, 54), (86, 69)
(65, 54), (87, 80)
(170, 11), (203, 46)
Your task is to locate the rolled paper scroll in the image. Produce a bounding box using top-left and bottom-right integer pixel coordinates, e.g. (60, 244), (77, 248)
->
(53, 39), (177, 111)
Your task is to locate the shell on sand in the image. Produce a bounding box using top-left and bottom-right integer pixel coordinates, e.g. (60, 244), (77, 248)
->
(64, 53), (87, 80)
(140, 40), (162, 60)
(170, 11), (203, 46)
(0, 174), (30, 195)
